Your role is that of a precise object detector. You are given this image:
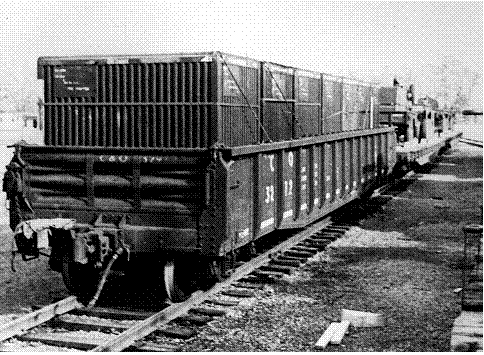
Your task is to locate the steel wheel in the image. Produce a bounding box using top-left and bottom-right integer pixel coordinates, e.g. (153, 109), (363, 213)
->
(163, 260), (192, 302)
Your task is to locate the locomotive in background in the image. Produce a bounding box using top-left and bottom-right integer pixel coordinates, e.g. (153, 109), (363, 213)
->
(2, 52), (460, 303)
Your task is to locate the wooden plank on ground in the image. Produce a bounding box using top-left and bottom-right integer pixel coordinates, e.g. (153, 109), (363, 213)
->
(314, 323), (339, 349)
(451, 334), (483, 351)
(454, 311), (483, 327)
(341, 309), (384, 327)
(0, 296), (81, 342)
(330, 320), (351, 344)
(453, 325), (483, 337)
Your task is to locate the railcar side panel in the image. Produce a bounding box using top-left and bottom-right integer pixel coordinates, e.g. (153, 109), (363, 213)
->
(255, 153), (276, 237)
(323, 142), (334, 204)
(277, 150), (297, 228)
(226, 158), (253, 251)
(226, 129), (396, 248)
(308, 145), (321, 218)
(352, 137), (360, 192)
(297, 148), (309, 223)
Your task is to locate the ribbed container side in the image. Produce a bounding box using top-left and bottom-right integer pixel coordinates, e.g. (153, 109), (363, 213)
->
(342, 82), (360, 131)
(220, 61), (260, 146)
(295, 71), (321, 138)
(262, 63), (294, 100)
(261, 63), (295, 142)
(322, 76), (342, 134)
(262, 102), (293, 142)
(42, 59), (216, 148)
(359, 85), (371, 129)
(295, 105), (320, 137)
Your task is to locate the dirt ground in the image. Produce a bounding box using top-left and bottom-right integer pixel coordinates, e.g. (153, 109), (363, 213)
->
(0, 141), (482, 351)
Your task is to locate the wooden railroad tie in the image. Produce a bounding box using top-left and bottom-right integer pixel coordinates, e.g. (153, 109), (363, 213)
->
(205, 298), (241, 306)
(271, 257), (301, 267)
(221, 289), (255, 298)
(260, 264), (295, 274)
(284, 249), (314, 258)
(190, 308), (227, 317)
(174, 314), (213, 325)
(156, 325), (197, 339)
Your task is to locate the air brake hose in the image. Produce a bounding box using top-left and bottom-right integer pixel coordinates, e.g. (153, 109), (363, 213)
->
(87, 246), (124, 308)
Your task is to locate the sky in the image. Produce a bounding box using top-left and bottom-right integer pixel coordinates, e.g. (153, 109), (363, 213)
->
(1, 0), (482, 109)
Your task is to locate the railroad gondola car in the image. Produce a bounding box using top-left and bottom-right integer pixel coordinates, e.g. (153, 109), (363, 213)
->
(378, 82), (462, 168)
(3, 52), (397, 302)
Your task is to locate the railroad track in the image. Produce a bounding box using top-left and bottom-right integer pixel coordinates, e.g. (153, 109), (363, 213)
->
(0, 217), (356, 352)
(459, 137), (483, 147)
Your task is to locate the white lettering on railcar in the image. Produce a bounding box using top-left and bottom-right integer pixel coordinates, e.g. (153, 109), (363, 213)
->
(301, 184), (306, 191)
(300, 203), (307, 211)
(353, 181), (357, 187)
(288, 152), (294, 167)
(325, 193), (331, 199)
(345, 184), (349, 190)
(260, 217), (274, 229)
(284, 180), (293, 197)
(301, 166), (306, 173)
(301, 175), (307, 182)
(314, 197), (319, 205)
(264, 185), (275, 204)
(266, 154), (275, 172)
(326, 175), (331, 181)
(361, 178), (365, 183)
(336, 188), (341, 195)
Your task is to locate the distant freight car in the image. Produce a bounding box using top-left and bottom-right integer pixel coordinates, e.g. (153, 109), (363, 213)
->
(378, 82), (462, 167)
(4, 52), (396, 302)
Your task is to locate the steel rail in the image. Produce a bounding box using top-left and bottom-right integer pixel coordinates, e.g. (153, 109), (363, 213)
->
(91, 217), (332, 352)
(459, 137), (483, 148)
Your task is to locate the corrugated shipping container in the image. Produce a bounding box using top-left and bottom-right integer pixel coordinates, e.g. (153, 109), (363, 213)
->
(261, 63), (295, 142)
(322, 75), (343, 134)
(39, 52), (261, 148)
(343, 80), (373, 132)
(295, 69), (321, 138)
